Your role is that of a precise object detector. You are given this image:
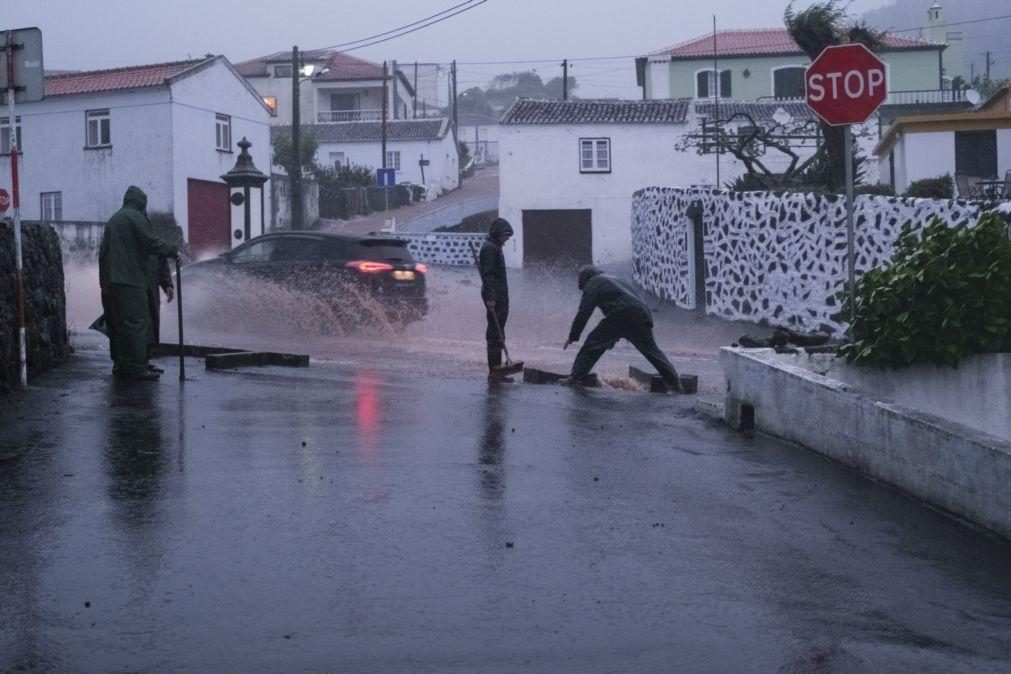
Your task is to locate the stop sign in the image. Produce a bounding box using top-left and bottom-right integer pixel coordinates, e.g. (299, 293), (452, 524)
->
(0, 188), (9, 213)
(805, 44), (888, 126)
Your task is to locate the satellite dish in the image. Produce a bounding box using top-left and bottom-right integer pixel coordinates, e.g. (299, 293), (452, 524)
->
(966, 89), (981, 105)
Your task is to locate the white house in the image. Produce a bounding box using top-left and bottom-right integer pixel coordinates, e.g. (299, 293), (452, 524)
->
(273, 118), (459, 195)
(0, 56), (274, 255)
(458, 113), (500, 165)
(875, 87), (1011, 194)
(498, 98), (879, 268)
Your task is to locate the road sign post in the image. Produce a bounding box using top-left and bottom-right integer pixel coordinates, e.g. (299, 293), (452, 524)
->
(3, 27), (44, 389)
(805, 43), (887, 328)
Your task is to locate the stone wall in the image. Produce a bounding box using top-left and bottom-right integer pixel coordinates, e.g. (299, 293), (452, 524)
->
(632, 187), (980, 334)
(400, 232), (486, 266)
(272, 174), (320, 230)
(0, 222), (70, 390)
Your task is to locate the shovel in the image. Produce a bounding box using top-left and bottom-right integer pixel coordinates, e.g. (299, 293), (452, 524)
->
(468, 241), (523, 378)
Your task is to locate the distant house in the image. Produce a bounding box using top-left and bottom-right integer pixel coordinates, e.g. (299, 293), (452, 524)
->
(272, 118), (459, 195)
(458, 113), (500, 165)
(874, 87), (1011, 194)
(0, 56), (273, 255)
(641, 27), (950, 105)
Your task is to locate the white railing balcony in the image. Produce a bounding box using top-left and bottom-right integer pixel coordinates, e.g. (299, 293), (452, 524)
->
(317, 109), (384, 123)
(885, 89), (967, 105)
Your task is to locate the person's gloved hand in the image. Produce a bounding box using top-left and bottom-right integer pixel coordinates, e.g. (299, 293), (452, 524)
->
(164, 286), (174, 303)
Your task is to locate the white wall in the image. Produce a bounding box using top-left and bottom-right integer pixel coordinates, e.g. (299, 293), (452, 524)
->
(998, 129), (1011, 178)
(0, 88), (175, 223)
(314, 134), (459, 194)
(169, 60), (273, 245)
(889, 131), (956, 193)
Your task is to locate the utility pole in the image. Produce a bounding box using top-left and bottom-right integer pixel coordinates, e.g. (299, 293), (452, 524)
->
(452, 59), (460, 184)
(986, 51), (993, 80)
(291, 45), (303, 230)
(713, 15), (720, 187)
(413, 61), (418, 118)
(562, 59), (569, 100)
(381, 61), (388, 169)
(392, 59), (399, 120)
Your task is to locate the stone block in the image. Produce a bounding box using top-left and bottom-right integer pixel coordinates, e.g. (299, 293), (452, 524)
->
(205, 351), (310, 370)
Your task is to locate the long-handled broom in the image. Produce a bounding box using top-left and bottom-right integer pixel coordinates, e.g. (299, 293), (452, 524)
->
(469, 241), (523, 378)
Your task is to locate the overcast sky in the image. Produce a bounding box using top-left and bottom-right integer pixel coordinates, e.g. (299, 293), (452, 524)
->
(9, 0), (895, 98)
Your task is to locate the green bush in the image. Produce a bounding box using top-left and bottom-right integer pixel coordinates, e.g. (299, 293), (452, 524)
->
(902, 174), (953, 199)
(434, 209), (497, 233)
(854, 183), (895, 197)
(839, 213), (1011, 367)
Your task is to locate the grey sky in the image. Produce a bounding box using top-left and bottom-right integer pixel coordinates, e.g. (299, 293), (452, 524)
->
(10, 0), (892, 98)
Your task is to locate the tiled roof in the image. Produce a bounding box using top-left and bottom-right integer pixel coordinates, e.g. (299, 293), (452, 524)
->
(44, 59), (208, 97)
(653, 29), (941, 59)
(235, 50), (383, 81)
(695, 101), (816, 122)
(500, 98), (691, 125)
(271, 119), (449, 144)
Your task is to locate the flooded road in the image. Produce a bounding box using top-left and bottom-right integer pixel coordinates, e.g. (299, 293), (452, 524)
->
(1, 263), (1007, 670)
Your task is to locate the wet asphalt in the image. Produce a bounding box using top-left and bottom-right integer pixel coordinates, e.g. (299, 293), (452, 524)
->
(1, 348), (1009, 672)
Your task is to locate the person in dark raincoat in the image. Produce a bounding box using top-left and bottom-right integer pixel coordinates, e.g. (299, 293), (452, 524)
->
(560, 265), (683, 391)
(99, 186), (178, 381)
(145, 255), (175, 374)
(478, 218), (514, 379)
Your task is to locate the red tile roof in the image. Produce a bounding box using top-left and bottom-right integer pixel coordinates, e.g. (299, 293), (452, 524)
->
(44, 59), (209, 97)
(234, 50), (383, 81)
(653, 28), (941, 59)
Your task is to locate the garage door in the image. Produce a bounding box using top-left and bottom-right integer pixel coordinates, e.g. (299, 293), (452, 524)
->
(522, 209), (592, 270)
(187, 179), (230, 256)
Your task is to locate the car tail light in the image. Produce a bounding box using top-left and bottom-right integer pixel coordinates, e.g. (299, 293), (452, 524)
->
(414, 264), (427, 274)
(347, 260), (394, 273)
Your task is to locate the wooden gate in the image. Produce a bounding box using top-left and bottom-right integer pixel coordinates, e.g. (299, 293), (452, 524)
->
(521, 209), (592, 270)
(187, 179), (230, 256)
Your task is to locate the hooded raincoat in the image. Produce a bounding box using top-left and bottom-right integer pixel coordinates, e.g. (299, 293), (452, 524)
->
(478, 218), (513, 370)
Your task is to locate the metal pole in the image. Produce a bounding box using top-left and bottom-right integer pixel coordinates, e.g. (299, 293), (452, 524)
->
(844, 124), (856, 326)
(291, 46), (303, 230)
(381, 61), (388, 168)
(562, 59), (568, 100)
(713, 15), (720, 187)
(6, 30), (27, 389)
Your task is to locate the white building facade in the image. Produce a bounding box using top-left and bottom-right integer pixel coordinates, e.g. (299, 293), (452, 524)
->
(0, 56), (273, 255)
(498, 98), (878, 268)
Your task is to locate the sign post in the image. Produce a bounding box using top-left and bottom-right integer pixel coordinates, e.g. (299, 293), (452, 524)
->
(805, 43), (887, 326)
(2, 27), (44, 389)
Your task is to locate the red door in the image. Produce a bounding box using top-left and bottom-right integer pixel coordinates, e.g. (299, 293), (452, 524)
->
(187, 179), (230, 256)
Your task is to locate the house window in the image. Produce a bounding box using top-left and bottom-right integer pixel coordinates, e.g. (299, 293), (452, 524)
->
(329, 151), (346, 167)
(40, 192), (62, 221)
(955, 130), (997, 177)
(274, 65), (293, 78)
(386, 151), (401, 171)
(86, 109), (111, 148)
(263, 97), (277, 116)
(579, 138), (611, 173)
(1, 116), (21, 155)
(696, 70), (732, 99)
(215, 114), (232, 151)
(773, 67), (807, 99)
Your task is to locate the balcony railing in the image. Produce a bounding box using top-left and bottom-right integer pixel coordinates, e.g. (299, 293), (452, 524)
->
(885, 89), (967, 105)
(317, 109), (384, 123)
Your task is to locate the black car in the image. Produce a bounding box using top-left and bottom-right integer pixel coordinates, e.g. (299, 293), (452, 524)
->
(182, 231), (428, 323)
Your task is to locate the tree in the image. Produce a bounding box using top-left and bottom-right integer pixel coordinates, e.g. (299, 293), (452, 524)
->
(784, 1), (883, 190)
(968, 75), (1011, 100)
(544, 75), (577, 100)
(272, 131), (320, 176)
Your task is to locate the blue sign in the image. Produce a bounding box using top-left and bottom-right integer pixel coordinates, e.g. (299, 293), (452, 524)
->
(377, 168), (396, 187)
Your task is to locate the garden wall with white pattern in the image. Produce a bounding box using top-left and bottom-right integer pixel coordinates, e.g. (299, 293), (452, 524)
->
(631, 187), (980, 334)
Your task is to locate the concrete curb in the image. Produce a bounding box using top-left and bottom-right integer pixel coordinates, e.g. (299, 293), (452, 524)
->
(721, 347), (1011, 539)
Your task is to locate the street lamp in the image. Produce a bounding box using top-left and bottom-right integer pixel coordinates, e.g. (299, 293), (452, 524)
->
(291, 48), (328, 230)
(221, 137), (269, 243)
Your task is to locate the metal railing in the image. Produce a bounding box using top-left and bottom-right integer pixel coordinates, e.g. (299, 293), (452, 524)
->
(317, 109), (384, 123)
(885, 89), (966, 105)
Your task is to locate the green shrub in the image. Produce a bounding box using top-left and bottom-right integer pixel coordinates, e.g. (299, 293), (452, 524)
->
(839, 213), (1011, 367)
(902, 174), (953, 199)
(434, 210), (498, 233)
(854, 183), (895, 197)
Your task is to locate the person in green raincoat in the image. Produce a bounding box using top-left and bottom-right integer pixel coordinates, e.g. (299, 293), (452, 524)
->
(98, 186), (178, 381)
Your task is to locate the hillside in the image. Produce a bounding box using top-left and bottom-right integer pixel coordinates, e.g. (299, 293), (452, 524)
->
(863, 0), (1010, 80)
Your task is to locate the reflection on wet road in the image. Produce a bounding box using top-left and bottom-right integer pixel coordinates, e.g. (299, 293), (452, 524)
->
(1, 351), (1009, 671)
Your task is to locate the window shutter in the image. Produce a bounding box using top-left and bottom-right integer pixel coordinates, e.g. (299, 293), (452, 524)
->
(697, 71), (709, 98)
(955, 130), (998, 177)
(720, 70), (732, 98)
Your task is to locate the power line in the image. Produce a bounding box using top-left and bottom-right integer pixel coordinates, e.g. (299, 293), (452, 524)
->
(889, 14), (1011, 33)
(318, 0), (483, 51)
(328, 1), (491, 54)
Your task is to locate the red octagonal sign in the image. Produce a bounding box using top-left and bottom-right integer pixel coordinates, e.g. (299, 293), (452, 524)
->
(806, 43), (888, 126)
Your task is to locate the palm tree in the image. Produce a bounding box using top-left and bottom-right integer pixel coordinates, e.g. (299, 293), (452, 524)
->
(784, 1), (883, 190)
